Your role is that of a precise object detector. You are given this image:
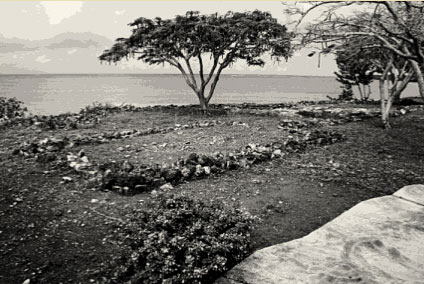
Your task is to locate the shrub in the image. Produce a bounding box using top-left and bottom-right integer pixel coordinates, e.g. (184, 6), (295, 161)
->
(0, 97), (27, 121)
(104, 194), (255, 284)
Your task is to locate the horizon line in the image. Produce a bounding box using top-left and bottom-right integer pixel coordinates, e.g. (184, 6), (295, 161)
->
(0, 73), (336, 77)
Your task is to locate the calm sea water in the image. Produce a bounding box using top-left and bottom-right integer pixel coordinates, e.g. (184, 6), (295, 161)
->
(0, 74), (419, 115)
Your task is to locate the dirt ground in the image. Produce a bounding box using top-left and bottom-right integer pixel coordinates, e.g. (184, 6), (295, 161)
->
(1, 105), (423, 283)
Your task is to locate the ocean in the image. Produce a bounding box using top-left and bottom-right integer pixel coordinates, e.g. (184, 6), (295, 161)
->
(0, 74), (419, 115)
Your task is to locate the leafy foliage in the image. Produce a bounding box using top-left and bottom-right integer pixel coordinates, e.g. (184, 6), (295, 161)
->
(0, 97), (27, 122)
(100, 11), (293, 110)
(104, 194), (255, 284)
(286, 1), (424, 100)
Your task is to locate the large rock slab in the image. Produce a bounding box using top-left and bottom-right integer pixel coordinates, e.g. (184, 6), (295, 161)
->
(394, 184), (424, 206)
(217, 185), (424, 284)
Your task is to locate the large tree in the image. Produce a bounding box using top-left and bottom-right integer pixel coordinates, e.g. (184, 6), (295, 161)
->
(99, 10), (293, 111)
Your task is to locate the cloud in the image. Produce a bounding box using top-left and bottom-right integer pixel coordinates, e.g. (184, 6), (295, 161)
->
(35, 54), (51, 63)
(114, 10), (126, 16)
(0, 42), (37, 53)
(40, 1), (83, 25)
(46, 39), (99, 49)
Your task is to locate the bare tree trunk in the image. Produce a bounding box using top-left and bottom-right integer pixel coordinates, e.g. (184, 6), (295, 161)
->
(382, 97), (393, 129)
(379, 78), (391, 129)
(393, 90), (401, 104)
(361, 84), (367, 100)
(409, 60), (424, 99)
(356, 84), (364, 100)
(366, 85), (371, 100)
(197, 91), (209, 113)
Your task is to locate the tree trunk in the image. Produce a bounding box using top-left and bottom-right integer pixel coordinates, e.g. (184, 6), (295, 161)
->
(356, 84), (364, 100)
(197, 91), (209, 113)
(409, 60), (424, 99)
(382, 95), (393, 129)
(392, 90), (401, 105)
(366, 85), (371, 100)
(379, 78), (391, 129)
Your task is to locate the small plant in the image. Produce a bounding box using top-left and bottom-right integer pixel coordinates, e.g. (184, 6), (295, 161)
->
(79, 102), (124, 117)
(0, 97), (27, 121)
(103, 194), (255, 284)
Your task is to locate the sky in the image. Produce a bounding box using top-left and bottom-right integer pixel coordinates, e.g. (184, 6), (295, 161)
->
(0, 1), (338, 75)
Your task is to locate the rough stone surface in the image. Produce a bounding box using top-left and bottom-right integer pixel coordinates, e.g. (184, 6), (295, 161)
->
(394, 184), (424, 206)
(217, 185), (424, 284)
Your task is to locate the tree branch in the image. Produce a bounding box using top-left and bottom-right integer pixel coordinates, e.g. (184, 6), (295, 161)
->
(166, 59), (197, 92)
(313, 31), (417, 61)
(183, 56), (198, 90)
(204, 54), (220, 87)
(198, 54), (205, 89)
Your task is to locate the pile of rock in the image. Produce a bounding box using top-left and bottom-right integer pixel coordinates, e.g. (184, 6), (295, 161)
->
(12, 120), (249, 160)
(2, 102), (142, 130)
(296, 107), (380, 121)
(278, 119), (312, 133)
(12, 137), (70, 159)
(231, 104), (424, 124)
(93, 130), (345, 195)
(66, 150), (94, 173)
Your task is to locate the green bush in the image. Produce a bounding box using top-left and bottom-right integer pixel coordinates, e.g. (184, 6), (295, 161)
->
(0, 97), (27, 121)
(104, 194), (255, 284)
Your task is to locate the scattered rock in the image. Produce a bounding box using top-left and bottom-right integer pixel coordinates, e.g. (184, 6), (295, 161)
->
(159, 183), (174, 190)
(62, 176), (73, 183)
(96, 129), (345, 195)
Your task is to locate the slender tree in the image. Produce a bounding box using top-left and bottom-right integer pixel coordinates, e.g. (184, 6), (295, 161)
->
(99, 11), (293, 111)
(334, 37), (376, 101)
(333, 36), (414, 128)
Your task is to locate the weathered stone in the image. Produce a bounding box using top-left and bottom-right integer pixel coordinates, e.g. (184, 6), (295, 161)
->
(271, 149), (282, 158)
(218, 185), (424, 284)
(159, 183), (174, 190)
(203, 166), (211, 175)
(62, 176), (73, 183)
(195, 164), (204, 176)
(134, 184), (147, 192)
(80, 156), (89, 164)
(393, 184), (424, 206)
(161, 168), (181, 182)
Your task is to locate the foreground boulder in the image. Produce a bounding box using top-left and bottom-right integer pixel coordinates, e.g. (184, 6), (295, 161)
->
(217, 185), (424, 284)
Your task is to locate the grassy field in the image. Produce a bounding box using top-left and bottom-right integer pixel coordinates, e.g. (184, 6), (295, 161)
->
(1, 103), (424, 283)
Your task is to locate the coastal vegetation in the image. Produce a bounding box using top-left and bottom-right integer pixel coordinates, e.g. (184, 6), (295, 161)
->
(285, 1), (424, 128)
(99, 10), (293, 112)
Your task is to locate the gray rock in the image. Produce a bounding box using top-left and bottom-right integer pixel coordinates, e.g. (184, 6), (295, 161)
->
(203, 166), (211, 175)
(218, 185), (424, 284)
(80, 156), (89, 163)
(393, 184), (424, 206)
(160, 183), (174, 190)
(62, 176), (73, 183)
(271, 149), (282, 158)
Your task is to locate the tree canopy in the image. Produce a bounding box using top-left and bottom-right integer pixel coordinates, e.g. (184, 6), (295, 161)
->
(285, 1), (424, 99)
(283, 1), (424, 128)
(100, 10), (293, 111)
(334, 37), (377, 101)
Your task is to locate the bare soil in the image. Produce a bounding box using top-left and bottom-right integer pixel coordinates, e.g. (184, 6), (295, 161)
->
(1, 105), (423, 283)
